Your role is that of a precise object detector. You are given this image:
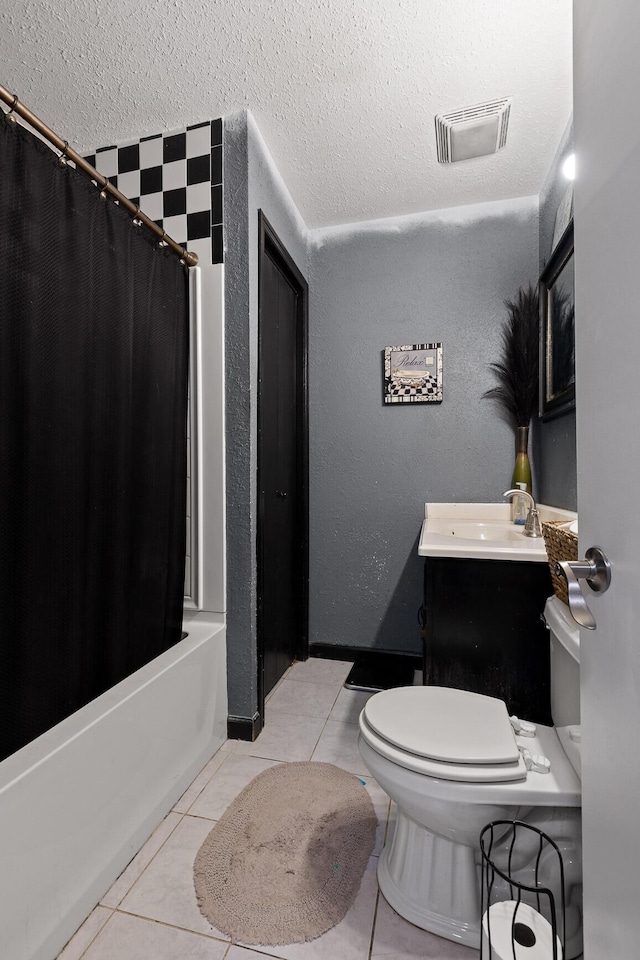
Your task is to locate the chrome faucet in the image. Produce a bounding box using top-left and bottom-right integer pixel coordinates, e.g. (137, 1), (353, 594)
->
(503, 488), (543, 538)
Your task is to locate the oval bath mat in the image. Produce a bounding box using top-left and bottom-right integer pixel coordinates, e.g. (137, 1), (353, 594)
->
(193, 761), (377, 945)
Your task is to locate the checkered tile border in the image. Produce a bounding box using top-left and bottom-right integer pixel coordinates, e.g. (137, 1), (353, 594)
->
(86, 117), (223, 264)
(86, 119), (224, 598)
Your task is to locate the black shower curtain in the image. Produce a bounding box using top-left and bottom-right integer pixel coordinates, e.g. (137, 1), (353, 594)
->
(0, 116), (189, 761)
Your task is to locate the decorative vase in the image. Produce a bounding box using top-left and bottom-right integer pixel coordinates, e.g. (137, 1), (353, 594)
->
(512, 425), (532, 494)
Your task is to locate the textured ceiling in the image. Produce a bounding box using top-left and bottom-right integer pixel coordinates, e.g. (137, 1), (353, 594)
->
(0, 0), (572, 228)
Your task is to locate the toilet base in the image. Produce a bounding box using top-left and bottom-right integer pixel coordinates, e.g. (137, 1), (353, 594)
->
(378, 809), (480, 948)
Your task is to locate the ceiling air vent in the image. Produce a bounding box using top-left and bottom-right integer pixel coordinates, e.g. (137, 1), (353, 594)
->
(435, 98), (512, 164)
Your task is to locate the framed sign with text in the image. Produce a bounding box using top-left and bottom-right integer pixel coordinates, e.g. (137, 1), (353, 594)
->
(383, 343), (443, 404)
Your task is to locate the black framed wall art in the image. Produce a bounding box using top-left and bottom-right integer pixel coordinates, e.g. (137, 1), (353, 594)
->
(383, 343), (443, 404)
(539, 221), (575, 420)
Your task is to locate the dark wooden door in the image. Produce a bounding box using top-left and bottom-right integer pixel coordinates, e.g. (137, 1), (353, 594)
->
(258, 213), (308, 704)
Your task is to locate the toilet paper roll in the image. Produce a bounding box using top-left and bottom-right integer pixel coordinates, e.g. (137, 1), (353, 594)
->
(482, 900), (563, 960)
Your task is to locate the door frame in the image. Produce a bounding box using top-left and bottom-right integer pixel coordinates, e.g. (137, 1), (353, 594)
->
(256, 210), (309, 725)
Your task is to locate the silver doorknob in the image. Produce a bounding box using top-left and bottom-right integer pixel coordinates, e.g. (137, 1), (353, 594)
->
(555, 546), (612, 630)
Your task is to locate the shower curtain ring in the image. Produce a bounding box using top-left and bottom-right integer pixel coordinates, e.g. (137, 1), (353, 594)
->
(5, 95), (19, 124)
(158, 231), (168, 248)
(132, 205), (143, 227)
(58, 141), (70, 166)
(99, 178), (110, 200)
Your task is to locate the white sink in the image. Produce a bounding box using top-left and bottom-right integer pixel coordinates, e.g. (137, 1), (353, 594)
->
(418, 503), (577, 563)
(427, 519), (529, 543)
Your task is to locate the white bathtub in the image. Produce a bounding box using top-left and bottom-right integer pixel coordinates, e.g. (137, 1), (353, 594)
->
(0, 618), (227, 960)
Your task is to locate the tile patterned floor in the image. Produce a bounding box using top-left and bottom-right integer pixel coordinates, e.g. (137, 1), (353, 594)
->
(57, 659), (478, 960)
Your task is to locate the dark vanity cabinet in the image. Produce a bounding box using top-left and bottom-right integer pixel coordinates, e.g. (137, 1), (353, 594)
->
(421, 557), (554, 725)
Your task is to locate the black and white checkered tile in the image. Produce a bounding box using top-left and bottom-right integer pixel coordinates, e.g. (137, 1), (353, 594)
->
(86, 117), (223, 264)
(386, 374), (441, 402)
(388, 375), (439, 396)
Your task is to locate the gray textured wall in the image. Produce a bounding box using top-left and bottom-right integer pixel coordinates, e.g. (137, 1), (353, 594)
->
(534, 118), (577, 511)
(223, 111), (575, 704)
(223, 112), (256, 720)
(224, 110), (309, 720)
(308, 198), (539, 653)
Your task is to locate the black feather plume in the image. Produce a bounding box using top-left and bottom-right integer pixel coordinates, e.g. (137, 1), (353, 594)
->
(483, 285), (539, 428)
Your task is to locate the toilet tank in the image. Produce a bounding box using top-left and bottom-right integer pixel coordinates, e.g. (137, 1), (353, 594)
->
(544, 595), (581, 778)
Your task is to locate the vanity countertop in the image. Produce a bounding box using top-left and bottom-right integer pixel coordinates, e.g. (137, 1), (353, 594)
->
(418, 502), (577, 563)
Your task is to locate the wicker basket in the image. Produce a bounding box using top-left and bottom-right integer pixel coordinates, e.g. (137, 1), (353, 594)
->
(542, 520), (578, 605)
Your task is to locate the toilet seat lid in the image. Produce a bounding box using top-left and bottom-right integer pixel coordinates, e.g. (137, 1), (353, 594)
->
(362, 686), (520, 765)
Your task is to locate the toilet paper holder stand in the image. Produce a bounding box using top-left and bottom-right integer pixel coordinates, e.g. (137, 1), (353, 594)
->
(479, 819), (566, 960)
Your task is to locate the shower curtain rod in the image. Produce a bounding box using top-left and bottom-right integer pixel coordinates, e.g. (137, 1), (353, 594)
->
(0, 83), (198, 267)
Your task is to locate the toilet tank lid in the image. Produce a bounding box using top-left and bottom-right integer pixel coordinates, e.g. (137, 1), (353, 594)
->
(544, 596), (580, 663)
(362, 686), (520, 766)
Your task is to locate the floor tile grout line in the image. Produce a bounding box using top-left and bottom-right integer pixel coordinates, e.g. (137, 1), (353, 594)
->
(174, 748), (229, 815)
(175, 745), (239, 817)
(231, 944), (299, 960)
(264, 664), (292, 702)
(317, 683), (343, 739)
(286, 672), (352, 686)
(306, 671), (354, 758)
(111, 905), (317, 960)
(368, 884), (382, 960)
(266, 677), (345, 720)
(236, 692), (369, 768)
(113, 906), (232, 945)
(367, 793), (391, 960)
(309, 690), (341, 760)
(109, 750), (226, 910)
(265, 707), (338, 721)
(286, 657), (353, 687)
(230, 684), (351, 764)
(101, 809), (186, 910)
(185, 811), (220, 824)
(233, 663), (355, 757)
(96, 751), (233, 913)
(266, 691), (343, 723)
(69, 905), (115, 960)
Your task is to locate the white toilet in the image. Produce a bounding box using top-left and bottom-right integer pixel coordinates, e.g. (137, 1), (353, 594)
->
(358, 595), (582, 952)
